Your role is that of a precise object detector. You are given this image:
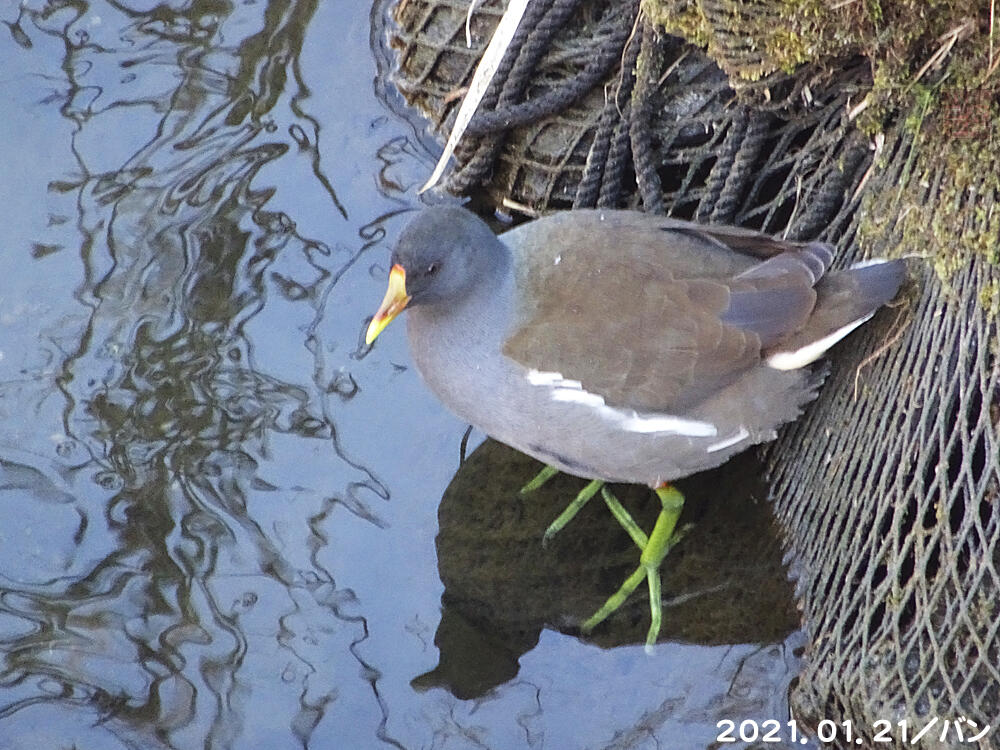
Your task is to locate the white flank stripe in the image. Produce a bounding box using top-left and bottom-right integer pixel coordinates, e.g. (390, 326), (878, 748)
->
(706, 426), (750, 453)
(765, 314), (874, 371)
(525, 369), (717, 437)
(526, 369), (575, 387)
(551, 387), (606, 408)
(618, 413), (716, 436)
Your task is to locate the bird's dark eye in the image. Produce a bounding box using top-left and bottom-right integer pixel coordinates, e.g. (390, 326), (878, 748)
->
(426, 262), (439, 275)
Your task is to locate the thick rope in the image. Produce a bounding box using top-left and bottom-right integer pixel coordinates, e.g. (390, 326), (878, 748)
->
(629, 18), (665, 214)
(695, 107), (746, 222)
(464, 0), (637, 136)
(591, 18), (641, 208)
(791, 136), (870, 241)
(573, 99), (618, 208)
(596, 102), (633, 207)
(450, 0), (640, 195)
(709, 110), (770, 225)
(447, 0), (562, 192)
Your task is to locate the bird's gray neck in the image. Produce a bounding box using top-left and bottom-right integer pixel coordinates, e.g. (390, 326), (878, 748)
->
(410, 246), (512, 345)
(406, 245), (516, 422)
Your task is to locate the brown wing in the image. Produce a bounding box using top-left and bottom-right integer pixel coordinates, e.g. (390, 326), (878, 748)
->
(504, 258), (768, 411)
(501, 210), (825, 412)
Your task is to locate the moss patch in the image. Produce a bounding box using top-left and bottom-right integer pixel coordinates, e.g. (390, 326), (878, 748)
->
(859, 129), (1000, 283)
(642, 0), (845, 80)
(645, 0), (1000, 271)
(642, 0), (999, 127)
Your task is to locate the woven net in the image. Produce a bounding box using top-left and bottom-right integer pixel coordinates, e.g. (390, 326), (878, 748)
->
(768, 125), (1000, 743)
(381, 0), (1000, 745)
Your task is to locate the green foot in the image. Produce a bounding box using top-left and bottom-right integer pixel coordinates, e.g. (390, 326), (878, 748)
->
(582, 484), (686, 651)
(521, 465), (688, 651)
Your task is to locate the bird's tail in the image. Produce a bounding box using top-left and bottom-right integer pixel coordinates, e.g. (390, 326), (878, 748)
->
(765, 259), (907, 371)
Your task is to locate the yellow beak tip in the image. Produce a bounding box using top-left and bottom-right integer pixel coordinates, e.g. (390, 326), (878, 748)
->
(364, 320), (383, 346)
(366, 264), (410, 346)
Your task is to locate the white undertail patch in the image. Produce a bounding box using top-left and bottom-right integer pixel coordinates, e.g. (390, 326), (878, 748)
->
(526, 369), (717, 436)
(849, 258), (891, 269)
(765, 314), (874, 371)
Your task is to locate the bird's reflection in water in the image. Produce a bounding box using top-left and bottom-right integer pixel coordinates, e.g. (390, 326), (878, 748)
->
(413, 439), (800, 699)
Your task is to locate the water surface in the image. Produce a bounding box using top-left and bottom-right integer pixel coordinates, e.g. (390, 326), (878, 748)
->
(0, 2), (806, 748)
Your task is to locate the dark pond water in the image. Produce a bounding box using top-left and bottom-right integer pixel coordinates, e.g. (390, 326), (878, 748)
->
(0, 2), (812, 748)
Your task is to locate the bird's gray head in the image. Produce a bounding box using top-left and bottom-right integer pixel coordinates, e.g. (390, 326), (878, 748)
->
(390, 206), (504, 306)
(365, 206), (506, 345)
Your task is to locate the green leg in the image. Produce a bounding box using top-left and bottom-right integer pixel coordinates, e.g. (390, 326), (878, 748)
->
(582, 483), (686, 651)
(598, 487), (648, 548)
(522, 466), (689, 649)
(520, 465), (605, 547)
(541, 479), (603, 545)
(519, 464), (559, 494)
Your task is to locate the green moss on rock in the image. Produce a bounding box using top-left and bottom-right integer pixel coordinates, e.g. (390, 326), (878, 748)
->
(644, 0), (1000, 272)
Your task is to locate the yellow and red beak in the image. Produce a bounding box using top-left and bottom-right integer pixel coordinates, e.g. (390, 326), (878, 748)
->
(365, 264), (411, 345)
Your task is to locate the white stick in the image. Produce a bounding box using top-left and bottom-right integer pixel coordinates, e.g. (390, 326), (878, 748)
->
(419, 0), (532, 194)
